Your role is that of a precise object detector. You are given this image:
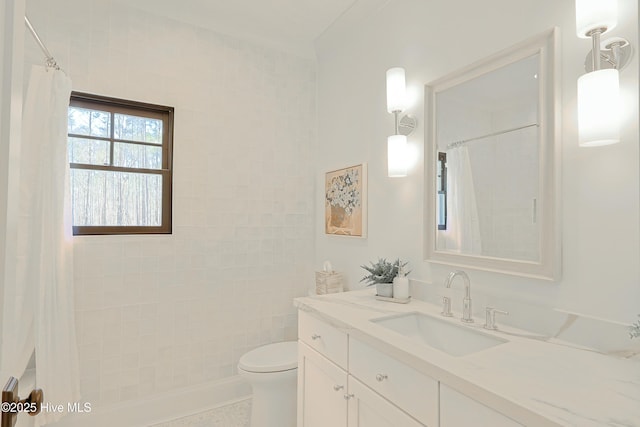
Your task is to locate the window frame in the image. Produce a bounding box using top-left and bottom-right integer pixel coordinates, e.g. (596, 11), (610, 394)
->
(68, 92), (174, 235)
(437, 152), (447, 231)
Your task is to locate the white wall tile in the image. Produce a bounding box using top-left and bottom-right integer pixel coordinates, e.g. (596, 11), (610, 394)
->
(26, 0), (316, 405)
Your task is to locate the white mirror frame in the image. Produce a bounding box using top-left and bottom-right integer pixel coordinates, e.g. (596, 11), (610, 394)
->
(424, 28), (561, 280)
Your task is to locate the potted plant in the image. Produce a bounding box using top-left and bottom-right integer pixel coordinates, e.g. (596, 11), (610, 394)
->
(360, 258), (409, 298)
(630, 314), (640, 339)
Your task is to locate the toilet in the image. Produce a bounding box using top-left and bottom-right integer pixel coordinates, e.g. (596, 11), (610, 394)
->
(238, 341), (298, 427)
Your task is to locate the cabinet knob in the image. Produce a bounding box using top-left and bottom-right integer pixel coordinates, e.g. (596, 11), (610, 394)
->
(375, 374), (388, 382)
(343, 393), (354, 400)
(311, 334), (321, 340)
(333, 384), (344, 391)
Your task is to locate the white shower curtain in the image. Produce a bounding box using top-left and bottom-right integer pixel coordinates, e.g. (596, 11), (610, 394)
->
(443, 146), (482, 254)
(1, 65), (80, 426)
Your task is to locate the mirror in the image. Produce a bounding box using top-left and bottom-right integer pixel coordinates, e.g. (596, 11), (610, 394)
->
(425, 29), (560, 280)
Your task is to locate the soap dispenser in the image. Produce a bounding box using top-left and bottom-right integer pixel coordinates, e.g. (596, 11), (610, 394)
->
(393, 266), (410, 300)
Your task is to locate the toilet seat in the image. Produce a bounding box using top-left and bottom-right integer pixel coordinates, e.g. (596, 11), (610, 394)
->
(238, 341), (298, 373)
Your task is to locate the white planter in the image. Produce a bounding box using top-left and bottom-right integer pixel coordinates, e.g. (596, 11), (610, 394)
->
(375, 283), (393, 298)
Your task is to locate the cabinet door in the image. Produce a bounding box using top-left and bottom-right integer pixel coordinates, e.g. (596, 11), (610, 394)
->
(298, 342), (348, 427)
(347, 376), (426, 427)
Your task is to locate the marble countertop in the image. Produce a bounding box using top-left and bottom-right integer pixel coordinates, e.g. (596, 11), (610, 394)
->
(294, 289), (640, 427)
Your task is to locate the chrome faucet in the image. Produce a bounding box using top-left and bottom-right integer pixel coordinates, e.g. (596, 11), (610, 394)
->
(442, 270), (474, 323)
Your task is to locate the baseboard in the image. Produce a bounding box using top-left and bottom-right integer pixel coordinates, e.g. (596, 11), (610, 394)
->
(48, 376), (251, 427)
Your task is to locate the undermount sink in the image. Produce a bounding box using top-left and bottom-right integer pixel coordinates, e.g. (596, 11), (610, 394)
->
(371, 312), (507, 357)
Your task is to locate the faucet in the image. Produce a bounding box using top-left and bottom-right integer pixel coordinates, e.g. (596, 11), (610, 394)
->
(484, 307), (509, 330)
(441, 270), (474, 323)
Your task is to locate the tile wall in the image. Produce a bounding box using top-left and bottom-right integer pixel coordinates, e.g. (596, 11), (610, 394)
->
(469, 104), (539, 261)
(25, 0), (316, 406)
(437, 99), (538, 260)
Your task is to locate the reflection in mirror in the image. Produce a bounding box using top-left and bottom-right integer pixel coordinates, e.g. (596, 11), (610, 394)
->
(425, 29), (560, 280)
(436, 54), (540, 262)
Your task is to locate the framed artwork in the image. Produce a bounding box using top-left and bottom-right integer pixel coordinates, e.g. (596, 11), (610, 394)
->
(324, 163), (367, 237)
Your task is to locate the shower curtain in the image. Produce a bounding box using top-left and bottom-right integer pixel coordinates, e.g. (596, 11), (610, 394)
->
(443, 146), (482, 254)
(1, 65), (80, 426)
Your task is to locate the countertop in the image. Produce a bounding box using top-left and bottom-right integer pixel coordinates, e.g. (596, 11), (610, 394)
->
(294, 289), (640, 427)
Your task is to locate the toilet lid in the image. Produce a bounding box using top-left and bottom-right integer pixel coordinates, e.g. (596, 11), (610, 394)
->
(238, 341), (298, 373)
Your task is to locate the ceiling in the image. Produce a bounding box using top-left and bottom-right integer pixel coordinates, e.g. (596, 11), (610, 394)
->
(115, 0), (359, 57)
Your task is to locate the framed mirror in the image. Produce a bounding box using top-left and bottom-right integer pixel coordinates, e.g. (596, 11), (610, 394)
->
(424, 29), (560, 280)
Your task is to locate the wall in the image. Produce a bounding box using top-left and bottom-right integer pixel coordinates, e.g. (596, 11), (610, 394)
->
(25, 0), (316, 408)
(315, 0), (639, 326)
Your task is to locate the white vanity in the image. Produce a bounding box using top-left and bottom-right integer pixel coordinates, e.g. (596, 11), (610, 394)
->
(295, 289), (640, 427)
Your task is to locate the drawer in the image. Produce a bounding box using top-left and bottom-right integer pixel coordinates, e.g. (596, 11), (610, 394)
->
(440, 384), (523, 427)
(298, 311), (348, 369)
(348, 376), (426, 427)
(349, 338), (439, 427)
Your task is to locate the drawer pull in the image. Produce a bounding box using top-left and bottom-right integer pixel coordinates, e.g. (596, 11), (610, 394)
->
(375, 374), (388, 382)
(343, 393), (354, 400)
(333, 385), (344, 391)
(311, 334), (321, 340)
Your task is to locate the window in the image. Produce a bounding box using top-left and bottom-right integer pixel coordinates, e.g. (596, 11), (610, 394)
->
(437, 152), (447, 230)
(67, 92), (173, 235)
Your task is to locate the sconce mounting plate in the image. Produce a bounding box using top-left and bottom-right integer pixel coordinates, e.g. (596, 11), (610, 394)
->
(584, 37), (633, 72)
(398, 114), (417, 136)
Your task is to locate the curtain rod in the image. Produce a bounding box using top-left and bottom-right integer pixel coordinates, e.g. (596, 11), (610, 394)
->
(24, 15), (59, 70)
(446, 123), (538, 149)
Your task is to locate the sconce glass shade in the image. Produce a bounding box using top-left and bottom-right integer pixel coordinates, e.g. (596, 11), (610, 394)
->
(388, 134), (408, 177)
(386, 67), (406, 113)
(577, 68), (620, 146)
(575, 0), (617, 38)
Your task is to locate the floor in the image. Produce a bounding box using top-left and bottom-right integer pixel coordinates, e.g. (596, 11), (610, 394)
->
(152, 399), (251, 427)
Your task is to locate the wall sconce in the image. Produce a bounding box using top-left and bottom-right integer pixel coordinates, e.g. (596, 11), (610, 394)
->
(576, 0), (632, 147)
(386, 67), (416, 177)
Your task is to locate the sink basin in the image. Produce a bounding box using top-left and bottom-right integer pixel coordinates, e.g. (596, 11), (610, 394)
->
(371, 312), (507, 357)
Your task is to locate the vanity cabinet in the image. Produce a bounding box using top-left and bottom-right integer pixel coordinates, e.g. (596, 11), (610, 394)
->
(298, 310), (525, 427)
(298, 311), (430, 427)
(440, 385), (523, 427)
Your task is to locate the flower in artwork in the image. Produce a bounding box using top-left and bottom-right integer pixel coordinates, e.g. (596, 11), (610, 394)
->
(325, 168), (361, 215)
